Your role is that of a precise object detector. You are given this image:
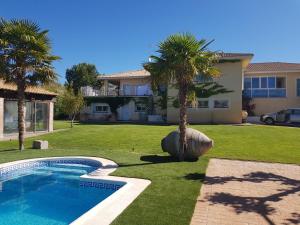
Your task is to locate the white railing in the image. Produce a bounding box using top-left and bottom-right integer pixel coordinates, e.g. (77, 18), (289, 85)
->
(81, 86), (152, 97)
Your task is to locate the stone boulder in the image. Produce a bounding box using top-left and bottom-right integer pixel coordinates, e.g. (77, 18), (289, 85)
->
(32, 140), (48, 150)
(161, 128), (213, 160)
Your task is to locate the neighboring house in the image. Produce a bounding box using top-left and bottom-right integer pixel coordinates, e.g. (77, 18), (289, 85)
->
(244, 62), (300, 115)
(0, 81), (57, 139)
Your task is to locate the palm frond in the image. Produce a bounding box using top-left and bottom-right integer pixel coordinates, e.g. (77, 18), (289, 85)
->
(0, 18), (59, 86)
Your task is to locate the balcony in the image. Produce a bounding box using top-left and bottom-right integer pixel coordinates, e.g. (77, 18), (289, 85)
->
(81, 85), (152, 97)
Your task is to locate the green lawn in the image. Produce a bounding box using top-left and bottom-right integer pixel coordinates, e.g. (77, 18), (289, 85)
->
(0, 122), (299, 225)
(53, 120), (73, 130)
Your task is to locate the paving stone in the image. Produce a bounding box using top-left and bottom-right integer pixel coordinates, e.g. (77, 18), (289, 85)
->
(190, 159), (300, 225)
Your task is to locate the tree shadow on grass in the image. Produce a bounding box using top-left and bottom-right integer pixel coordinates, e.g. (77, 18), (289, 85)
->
(181, 172), (206, 183)
(203, 172), (300, 225)
(118, 155), (177, 168)
(0, 148), (19, 153)
(184, 173), (206, 182)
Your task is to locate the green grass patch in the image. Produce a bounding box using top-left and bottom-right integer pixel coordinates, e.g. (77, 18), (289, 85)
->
(0, 123), (299, 225)
(53, 120), (73, 130)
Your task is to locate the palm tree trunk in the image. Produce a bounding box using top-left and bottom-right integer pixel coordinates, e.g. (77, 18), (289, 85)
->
(17, 81), (26, 151)
(178, 81), (188, 161)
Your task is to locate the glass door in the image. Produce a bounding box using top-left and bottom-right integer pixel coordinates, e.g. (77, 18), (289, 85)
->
(35, 102), (49, 131)
(4, 100), (18, 134)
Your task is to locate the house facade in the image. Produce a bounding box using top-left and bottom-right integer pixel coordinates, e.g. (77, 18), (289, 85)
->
(80, 54), (300, 124)
(80, 53), (252, 124)
(244, 62), (300, 115)
(167, 54), (252, 124)
(0, 81), (57, 139)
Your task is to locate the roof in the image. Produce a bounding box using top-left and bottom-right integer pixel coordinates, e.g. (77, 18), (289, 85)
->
(0, 81), (57, 96)
(245, 62), (300, 74)
(218, 52), (254, 60)
(99, 53), (253, 80)
(100, 69), (150, 80)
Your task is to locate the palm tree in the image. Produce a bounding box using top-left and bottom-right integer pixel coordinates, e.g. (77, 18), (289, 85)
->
(144, 33), (220, 161)
(0, 19), (60, 150)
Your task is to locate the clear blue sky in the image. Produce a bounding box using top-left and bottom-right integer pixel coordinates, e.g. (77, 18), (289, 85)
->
(1, 0), (300, 83)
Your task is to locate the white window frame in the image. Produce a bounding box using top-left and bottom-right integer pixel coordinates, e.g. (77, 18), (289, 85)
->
(296, 78), (300, 97)
(244, 75), (287, 98)
(197, 99), (209, 109)
(135, 103), (147, 112)
(94, 104), (110, 113)
(213, 99), (230, 109)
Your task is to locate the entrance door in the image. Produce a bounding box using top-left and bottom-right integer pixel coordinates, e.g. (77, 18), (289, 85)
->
(119, 104), (131, 121)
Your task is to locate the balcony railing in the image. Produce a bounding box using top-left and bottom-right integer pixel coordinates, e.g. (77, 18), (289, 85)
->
(81, 86), (152, 97)
(244, 88), (286, 98)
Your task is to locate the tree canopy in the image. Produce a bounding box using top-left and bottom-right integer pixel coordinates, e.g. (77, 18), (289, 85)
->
(0, 19), (60, 86)
(65, 63), (100, 94)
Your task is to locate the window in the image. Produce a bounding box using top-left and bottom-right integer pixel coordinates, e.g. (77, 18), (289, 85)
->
(4, 101), (18, 133)
(292, 109), (300, 115)
(95, 105), (109, 113)
(194, 74), (213, 83)
(276, 77), (285, 88)
(214, 100), (229, 109)
(244, 78), (251, 89)
(268, 77), (275, 88)
(261, 77), (268, 88)
(35, 102), (49, 131)
(135, 103), (146, 112)
(252, 78), (259, 88)
(243, 76), (286, 98)
(297, 79), (300, 97)
(198, 100), (209, 108)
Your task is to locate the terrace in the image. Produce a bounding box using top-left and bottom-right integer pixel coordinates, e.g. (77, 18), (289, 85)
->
(81, 69), (153, 97)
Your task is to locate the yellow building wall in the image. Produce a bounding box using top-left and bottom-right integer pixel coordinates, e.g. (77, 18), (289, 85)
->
(167, 61), (244, 124)
(244, 72), (300, 115)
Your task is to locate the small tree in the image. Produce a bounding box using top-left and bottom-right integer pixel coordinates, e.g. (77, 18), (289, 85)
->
(0, 19), (60, 150)
(59, 88), (84, 128)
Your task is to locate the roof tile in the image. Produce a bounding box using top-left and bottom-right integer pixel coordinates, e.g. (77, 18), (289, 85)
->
(0, 81), (57, 96)
(246, 62), (300, 73)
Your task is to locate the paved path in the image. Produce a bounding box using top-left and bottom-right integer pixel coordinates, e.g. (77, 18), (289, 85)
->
(190, 159), (300, 225)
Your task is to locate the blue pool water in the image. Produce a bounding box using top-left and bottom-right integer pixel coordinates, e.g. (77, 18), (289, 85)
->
(0, 161), (122, 225)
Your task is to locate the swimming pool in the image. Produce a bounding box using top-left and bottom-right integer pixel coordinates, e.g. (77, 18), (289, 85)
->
(0, 157), (151, 225)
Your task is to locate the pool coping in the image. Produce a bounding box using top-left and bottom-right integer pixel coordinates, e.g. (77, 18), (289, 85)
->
(0, 156), (151, 225)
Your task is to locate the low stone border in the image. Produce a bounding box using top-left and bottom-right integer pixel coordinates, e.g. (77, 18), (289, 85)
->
(0, 156), (151, 225)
